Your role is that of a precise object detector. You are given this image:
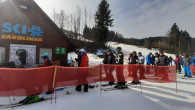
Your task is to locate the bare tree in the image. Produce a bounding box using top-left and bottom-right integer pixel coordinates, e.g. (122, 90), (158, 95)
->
(52, 8), (57, 24)
(59, 10), (65, 30)
(76, 6), (82, 38)
(73, 14), (78, 39)
(84, 6), (88, 26)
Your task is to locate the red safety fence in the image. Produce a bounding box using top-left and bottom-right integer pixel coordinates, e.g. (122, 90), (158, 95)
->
(55, 65), (100, 87)
(0, 66), (55, 96)
(100, 64), (176, 83)
(190, 65), (195, 73)
(0, 64), (176, 96)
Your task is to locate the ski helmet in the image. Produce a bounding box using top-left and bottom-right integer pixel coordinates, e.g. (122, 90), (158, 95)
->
(79, 48), (86, 54)
(116, 47), (122, 51)
(41, 53), (49, 58)
(16, 49), (27, 57)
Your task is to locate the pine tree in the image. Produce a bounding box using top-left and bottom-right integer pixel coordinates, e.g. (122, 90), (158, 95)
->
(95, 0), (114, 43)
(169, 23), (181, 53)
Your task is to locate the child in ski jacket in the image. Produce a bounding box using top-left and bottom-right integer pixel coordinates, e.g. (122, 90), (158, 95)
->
(182, 53), (192, 77)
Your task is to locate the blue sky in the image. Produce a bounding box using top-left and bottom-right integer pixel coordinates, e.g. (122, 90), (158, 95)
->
(34, 0), (195, 38)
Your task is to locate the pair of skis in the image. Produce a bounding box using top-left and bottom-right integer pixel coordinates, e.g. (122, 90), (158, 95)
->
(0, 97), (51, 109)
(101, 83), (140, 91)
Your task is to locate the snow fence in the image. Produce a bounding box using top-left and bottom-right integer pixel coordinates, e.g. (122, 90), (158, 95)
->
(0, 64), (176, 96)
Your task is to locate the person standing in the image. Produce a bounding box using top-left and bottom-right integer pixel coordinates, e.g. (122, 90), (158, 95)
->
(138, 52), (146, 80)
(154, 52), (160, 66)
(128, 51), (140, 84)
(159, 51), (169, 66)
(75, 49), (81, 67)
(128, 51), (138, 64)
(41, 53), (51, 67)
(40, 53), (53, 94)
(146, 53), (152, 65)
(168, 56), (173, 66)
(75, 49), (89, 92)
(114, 47), (126, 89)
(138, 52), (145, 64)
(150, 53), (155, 65)
(191, 52), (195, 75)
(174, 55), (182, 74)
(146, 53), (152, 74)
(182, 53), (192, 78)
(14, 49), (39, 104)
(104, 49), (116, 85)
(158, 51), (169, 81)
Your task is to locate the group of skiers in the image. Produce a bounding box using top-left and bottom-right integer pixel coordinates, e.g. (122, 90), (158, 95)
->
(174, 52), (195, 78)
(1, 47), (195, 104)
(102, 47), (195, 87)
(146, 52), (173, 66)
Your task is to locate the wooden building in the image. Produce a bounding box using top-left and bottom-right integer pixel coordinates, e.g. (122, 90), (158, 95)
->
(0, 0), (75, 66)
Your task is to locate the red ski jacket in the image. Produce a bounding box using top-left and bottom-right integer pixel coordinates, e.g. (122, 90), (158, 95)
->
(80, 53), (89, 67)
(43, 58), (51, 67)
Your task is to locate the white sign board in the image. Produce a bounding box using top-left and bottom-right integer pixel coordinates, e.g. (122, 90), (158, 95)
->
(9, 44), (36, 64)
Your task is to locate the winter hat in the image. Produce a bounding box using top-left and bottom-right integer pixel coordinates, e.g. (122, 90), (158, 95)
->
(116, 47), (122, 51)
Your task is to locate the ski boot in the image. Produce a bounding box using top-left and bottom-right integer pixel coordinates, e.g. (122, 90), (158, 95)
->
(75, 86), (81, 92)
(84, 85), (88, 92)
(117, 85), (128, 89)
(24, 95), (39, 104)
(188, 76), (192, 78)
(114, 84), (120, 88)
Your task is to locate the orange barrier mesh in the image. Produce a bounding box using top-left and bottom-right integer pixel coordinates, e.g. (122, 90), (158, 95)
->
(101, 64), (176, 83)
(190, 65), (195, 73)
(55, 65), (100, 87)
(0, 66), (55, 96)
(0, 64), (176, 96)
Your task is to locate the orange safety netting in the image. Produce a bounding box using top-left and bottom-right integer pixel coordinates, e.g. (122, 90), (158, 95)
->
(190, 65), (195, 73)
(0, 66), (55, 96)
(100, 64), (176, 83)
(0, 64), (176, 96)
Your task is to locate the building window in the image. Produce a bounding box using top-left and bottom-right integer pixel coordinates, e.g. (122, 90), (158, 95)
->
(39, 48), (52, 64)
(0, 47), (5, 63)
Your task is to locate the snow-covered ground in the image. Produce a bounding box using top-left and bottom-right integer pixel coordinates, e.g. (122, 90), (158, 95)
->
(1, 42), (195, 110)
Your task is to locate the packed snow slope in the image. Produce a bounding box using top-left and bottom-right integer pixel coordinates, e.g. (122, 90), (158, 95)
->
(1, 42), (195, 110)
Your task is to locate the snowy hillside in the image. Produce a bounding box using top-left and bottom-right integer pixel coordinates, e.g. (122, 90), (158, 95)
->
(107, 42), (175, 58)
(1, 43), (195, 110)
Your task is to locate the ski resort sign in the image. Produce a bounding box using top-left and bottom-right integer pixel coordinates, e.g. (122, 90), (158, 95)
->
(1, 22), (44, 42)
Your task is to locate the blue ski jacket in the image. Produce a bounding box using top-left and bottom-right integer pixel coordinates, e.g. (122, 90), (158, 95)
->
(146, 55), (151, 65)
